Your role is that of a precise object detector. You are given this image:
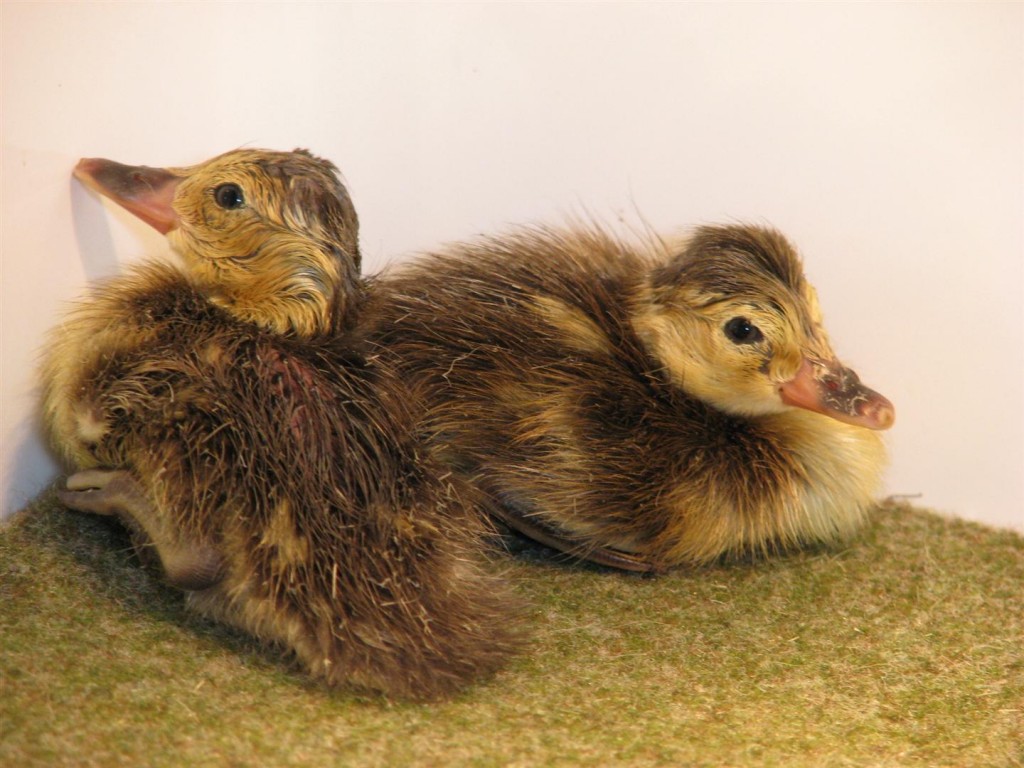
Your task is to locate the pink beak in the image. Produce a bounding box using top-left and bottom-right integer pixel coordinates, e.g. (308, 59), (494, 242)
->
(779, 358), (895, 430)
(74, 158), (181, 234)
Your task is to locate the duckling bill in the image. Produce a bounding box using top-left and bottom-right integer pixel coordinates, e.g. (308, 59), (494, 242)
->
(42, 148), (522, 699)
(367, 224), (895, 571)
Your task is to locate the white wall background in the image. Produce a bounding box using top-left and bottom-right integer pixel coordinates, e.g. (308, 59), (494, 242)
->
(3, 2), (1021, 532)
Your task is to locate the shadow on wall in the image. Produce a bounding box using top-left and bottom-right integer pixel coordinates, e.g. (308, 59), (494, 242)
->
(4, 416), (59, 517)
(4, 181), (128, 518)
(72, 174), (121, 281)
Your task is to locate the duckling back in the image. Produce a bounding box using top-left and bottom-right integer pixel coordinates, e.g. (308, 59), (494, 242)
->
(367, 224), (892, 570)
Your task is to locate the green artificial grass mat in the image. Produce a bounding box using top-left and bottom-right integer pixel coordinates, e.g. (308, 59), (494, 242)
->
(1, 489), (1021, 768)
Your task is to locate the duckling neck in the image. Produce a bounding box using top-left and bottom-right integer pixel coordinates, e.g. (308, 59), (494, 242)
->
(185, 254), (362, 339)
(195, 279), (354, 339)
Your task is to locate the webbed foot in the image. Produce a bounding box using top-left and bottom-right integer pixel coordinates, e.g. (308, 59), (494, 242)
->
(60, 468), (155, 518)
(59, 469), (225, 591)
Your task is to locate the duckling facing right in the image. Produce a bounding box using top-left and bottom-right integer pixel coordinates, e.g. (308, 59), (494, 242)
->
(367, 224), (895, 572)
(41, 149), (522, 699)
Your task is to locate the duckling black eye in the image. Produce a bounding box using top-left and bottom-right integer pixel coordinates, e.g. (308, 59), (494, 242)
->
(724, 317), (763, 344)
(213, 183), (245, 210)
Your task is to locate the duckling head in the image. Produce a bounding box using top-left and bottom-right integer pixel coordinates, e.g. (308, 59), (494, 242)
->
(635, 225), (894, 430)
(73, 148), (360, 337)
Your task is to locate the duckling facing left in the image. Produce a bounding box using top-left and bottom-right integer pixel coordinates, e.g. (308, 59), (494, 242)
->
(41, 148), (522, 699)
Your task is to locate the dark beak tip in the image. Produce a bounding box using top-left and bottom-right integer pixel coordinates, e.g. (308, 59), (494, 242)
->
(73, 157), (99, 180)
(862, 395), (896, 430)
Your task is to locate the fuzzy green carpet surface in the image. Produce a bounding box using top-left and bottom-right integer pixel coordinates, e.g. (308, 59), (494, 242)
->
(1, 489), (1021, 767)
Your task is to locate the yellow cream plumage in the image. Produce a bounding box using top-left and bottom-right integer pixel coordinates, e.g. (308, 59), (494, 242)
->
(366, 223), (895, 571)
(41, 149), (522, 699)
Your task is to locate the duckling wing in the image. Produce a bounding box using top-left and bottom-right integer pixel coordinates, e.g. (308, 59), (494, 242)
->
(492, 500), (660, 574)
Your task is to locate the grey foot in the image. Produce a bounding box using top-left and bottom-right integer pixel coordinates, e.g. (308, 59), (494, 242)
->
(60, 468), (155, 518)
(59, 469), (225, 591)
